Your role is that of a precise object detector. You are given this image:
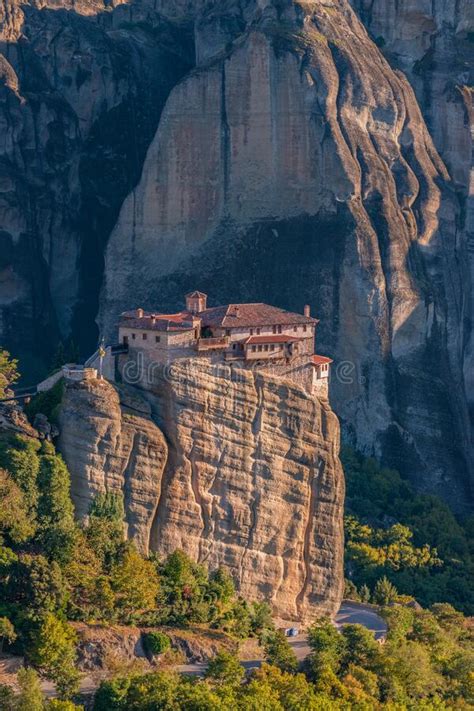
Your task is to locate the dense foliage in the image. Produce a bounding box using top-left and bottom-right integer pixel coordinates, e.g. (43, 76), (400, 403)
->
(0, 434), (273, 699)
(0, 372), (472, 708)
(0, 350), (19, 399)
(91, 605), (474, 710)
(343, 448), (474, 614)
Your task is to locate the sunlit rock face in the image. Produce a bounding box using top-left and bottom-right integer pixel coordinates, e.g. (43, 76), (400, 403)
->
(59, 369), (345, 621)
(100, 0), (472, 508)
(59, 378), (168, 555)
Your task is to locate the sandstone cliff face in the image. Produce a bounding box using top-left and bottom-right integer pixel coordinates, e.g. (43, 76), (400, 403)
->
(351, 0), (474, 441)
(100, 0), (472, 507)
(59, 378), (168, 554)
(59, 367), (345, 621)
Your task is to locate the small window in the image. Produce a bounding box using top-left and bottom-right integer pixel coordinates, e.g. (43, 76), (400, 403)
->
(155, 335), (161, 343)
(273, 325), (277, 334)
(257, 328), (261, 335)
(294, 326), (297, 332)
(226, 329), (231, 336)
(277, 325), (282, 334)
(258, 345), (263, 352)
(270, 345), (274, 351)
(143, 333), (147, 340)
(123, 336), (128, 345)
(252, 345), (256, 352)
(233, 343), (236, 350)
(303, 325), (307, 332)
(132, 333), (136, 340)
(264, 345), (268, 351)
(250, 329), (254, 336)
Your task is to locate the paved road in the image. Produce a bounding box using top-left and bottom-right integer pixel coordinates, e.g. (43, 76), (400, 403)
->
(284, 601), (387, 666)
(336, 601), (387, 641)
(178, 601), (387, 674)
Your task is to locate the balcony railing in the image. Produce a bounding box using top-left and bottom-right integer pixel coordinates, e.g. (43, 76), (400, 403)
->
(195, 337), (230, 351)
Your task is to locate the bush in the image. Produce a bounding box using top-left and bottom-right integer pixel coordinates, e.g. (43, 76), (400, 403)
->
(144, 631), (171, 656)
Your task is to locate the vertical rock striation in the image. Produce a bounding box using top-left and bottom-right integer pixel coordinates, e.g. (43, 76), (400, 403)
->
(58, 364), (345, 621)
(100, 0), (472, 508)
(351, 0), (474, 463)
(59, 378), (168, 555)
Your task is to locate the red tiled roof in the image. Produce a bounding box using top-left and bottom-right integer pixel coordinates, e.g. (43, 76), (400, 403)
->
(201, 303), (319, 328)
(120, 310), (196, 332)
(243, 335), (301, 345)
(311, 355), (333, 365)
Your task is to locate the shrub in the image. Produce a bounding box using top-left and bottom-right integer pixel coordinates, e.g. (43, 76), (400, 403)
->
(144, 631), (171, 656)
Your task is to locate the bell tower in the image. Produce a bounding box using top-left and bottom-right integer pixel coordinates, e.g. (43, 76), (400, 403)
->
(185, 291), (208, 314)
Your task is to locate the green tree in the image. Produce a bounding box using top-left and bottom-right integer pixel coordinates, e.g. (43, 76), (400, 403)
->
(6, 554), (65, 615)
(52, 343), (67, 370)
(0, 435), (41, 514)
(36, 454), (75, 563)
(249, 601), (273, 636)
(340, 624), (380, 672)
(119, 671), (179, 708)
(16, 667), (44, 711)
(307, 617), (344, 672)
(85, 493), (125, 568)
(0, 349), (19, 398)
(92, 676), (131, 711)
(373, 576), (398, 606)
(144, 631), (171, 656)
(0, 616), (16, 652)
(110, 545), (159, 620)
(0, 683), (17, 711)
(158, 549), (210, 625)
(46, 701), (84, 710)
(0, 469), (34, 543)
(263, 630), (298, 673)
(28, 613), (79, 699)
(205, 651), (245, 687)
(89, 492), (125, 522)
(176, 679), (226, 710)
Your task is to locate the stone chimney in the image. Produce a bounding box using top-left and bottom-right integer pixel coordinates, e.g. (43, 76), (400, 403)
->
(137, 308), (144, 318)
(304, 304), (311, 318)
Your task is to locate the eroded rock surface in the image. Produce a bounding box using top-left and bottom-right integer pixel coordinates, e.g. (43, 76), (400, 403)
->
(101, 0), (473, 508)
(351, 0), (474, 433)
(59, 365), (345, 621)
(59, 378), (168, 554)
